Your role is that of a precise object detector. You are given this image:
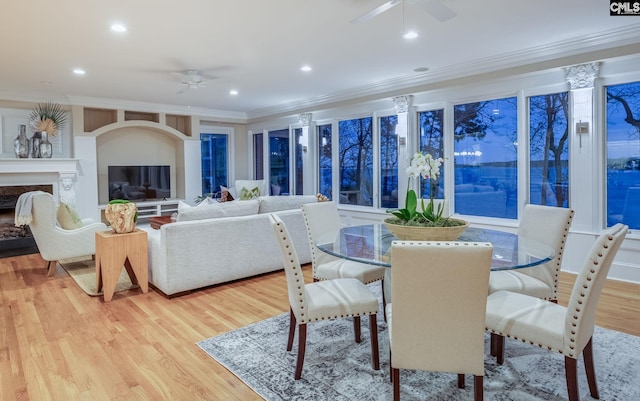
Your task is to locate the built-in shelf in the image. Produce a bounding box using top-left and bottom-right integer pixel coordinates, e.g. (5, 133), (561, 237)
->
(84, 108), (117, 132)
(99, 199), (181, 224)
(166, 114), (191, 136)
(124, 111), (159, 123)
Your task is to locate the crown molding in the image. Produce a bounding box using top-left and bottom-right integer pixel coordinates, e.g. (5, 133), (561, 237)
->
(246, 24), (640, 121)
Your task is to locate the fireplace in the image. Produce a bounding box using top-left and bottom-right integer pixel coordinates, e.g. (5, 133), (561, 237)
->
(0, 158), (80, 258)
(0, 185), (53, 256)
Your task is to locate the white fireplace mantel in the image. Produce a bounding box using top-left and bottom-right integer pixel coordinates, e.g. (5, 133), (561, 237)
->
(0, 158), (80, 174)
(0, 158), (80, 206)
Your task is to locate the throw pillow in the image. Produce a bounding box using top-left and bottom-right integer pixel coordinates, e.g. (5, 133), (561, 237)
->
(235, 179), (267, 196)
(57, 202), (83, 229)
(220, 185), (235, 202)
(239, 186), (260, 200)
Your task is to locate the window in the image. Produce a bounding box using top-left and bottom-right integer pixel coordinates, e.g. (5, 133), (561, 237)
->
(338, 117), (373, 206)
(418, 109), (445, 200)
(200, 133), (228, 196)
(379, 115), (398, 208)
(318, 124), (332, 200)
(454, 97), (518, 219)
(269, 129), (289, 195)
(529, 92), (570, 207)
(254, 133), (264, 180)
(294, 128), (304, 195)
(606, 80), (640, 229)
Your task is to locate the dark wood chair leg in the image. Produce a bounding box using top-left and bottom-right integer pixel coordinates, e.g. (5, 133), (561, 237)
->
(381, 279), (387, 323)
(564, 355), (580, 401)
(294, 323), (307, 380)
(389, 350), (393, 382)
(496, 334), (505, 365)
(353, 316), (362, 343)
(583, 338), (600, 399)
(369, 314), (379, 370)
(458, 373), (465, 388)
(474, 375), (484, 401)
(490, 332), (497, 356)
(392, 368), (400, 401)
(287, 309), (296, 351)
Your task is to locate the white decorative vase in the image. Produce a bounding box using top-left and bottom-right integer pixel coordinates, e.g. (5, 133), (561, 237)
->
(384, 218), (470, 241)
(105, 202), (138, 233)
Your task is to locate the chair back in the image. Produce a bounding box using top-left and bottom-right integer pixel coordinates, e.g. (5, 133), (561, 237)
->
(517, 204), (574, 298)
(301, 201), (343, 274)
(563, 223), (628, 357)
(390, 241), (493, 376)
(269, 214), (307, 318)
(29, 192), (59, 260)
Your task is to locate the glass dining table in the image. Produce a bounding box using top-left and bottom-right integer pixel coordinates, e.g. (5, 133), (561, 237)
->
(315, 224), (555, 271)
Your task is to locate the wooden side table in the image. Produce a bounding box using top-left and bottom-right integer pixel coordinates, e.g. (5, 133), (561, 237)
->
(95, 228), (149, 302)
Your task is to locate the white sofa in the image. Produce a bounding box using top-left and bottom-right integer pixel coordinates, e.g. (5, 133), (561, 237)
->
(142, 195), (317, 296)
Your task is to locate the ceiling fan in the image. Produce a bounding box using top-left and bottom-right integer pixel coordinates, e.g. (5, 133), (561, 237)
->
(351, 0), (456, 24)
(171, 70), (216, 93)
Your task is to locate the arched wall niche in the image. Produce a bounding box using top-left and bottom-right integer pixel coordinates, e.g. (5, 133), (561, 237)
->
(94, 122), (186, 204)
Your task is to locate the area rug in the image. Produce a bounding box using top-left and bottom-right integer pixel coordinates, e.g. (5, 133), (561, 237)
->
(59, 258), (138, 296)
(198, 286), (640, 401)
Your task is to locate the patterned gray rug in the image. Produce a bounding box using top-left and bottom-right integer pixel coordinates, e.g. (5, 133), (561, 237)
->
(198, 286), (640, 400)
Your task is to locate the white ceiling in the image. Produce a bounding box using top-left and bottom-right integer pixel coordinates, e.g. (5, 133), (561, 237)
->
(1, 0), (639, 120)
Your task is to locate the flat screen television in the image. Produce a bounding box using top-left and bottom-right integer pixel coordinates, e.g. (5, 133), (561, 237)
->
(108, 165), (171, 201)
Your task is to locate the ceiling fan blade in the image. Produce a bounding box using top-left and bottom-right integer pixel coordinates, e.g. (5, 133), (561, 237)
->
(419, 0), (456, 22)
(351, 0), (400, 24)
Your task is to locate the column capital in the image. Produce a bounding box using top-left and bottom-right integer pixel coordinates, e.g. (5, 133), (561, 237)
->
(392, 95), (413, 113)
(298, 113), (312, 127)
(565, 62), (600, 90)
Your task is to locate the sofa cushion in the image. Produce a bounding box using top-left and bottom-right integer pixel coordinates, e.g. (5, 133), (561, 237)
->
(258, 195), (318, 214)
(176, 199), (259, 221)
(57, 202), (83, 229)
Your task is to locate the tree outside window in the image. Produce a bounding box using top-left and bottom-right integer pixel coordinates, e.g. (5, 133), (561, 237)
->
(418, 109), (444, 200)
(529, 92), (570, 207)
(606, 80), (640, 229)
(269, 129), (289, 195)
(318, 124), (332, 200)
(453, 97), (518, 219)
(338, 117), (373, 206)
(380, 115), (398, 208)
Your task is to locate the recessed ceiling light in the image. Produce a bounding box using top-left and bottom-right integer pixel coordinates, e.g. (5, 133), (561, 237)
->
(229, 90), (238, 95)
(402, 30), (418, 40)
(73, 69), (86, 75)
(111, 23), (127, 33)
(300, 65), (312, 72)
(414, 67), (429, 72)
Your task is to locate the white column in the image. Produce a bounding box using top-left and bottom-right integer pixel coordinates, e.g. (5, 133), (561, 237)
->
(298, 113), (313, 195)
(565, 62), (599, 232)
(393, 95), (413, 207)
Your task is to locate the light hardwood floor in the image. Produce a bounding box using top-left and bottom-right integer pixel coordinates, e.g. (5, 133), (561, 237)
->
(1, 253), (638, 401)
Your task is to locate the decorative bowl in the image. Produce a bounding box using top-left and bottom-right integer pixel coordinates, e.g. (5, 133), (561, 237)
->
(384, 218), (470, 241)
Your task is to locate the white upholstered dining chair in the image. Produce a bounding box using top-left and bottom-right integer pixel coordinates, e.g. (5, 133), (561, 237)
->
(22, 192), (107, 276)
(269, 213), (380, 380)
(489, 204), (574, 301)
(386, 241), (493, 401)
(485, 223), (628, 401)
(301, 201), (386, 284)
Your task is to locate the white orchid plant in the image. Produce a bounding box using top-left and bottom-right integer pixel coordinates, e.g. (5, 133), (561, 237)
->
(387, 151), (457, 226)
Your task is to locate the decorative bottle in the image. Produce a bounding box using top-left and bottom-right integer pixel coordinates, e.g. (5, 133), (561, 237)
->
(14, 124), (29, 158)
(39, 131), (53, 158)
(31, 132), (42, 158)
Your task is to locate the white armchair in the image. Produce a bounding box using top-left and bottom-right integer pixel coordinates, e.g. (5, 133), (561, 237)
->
(25, 192), (108, 276)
